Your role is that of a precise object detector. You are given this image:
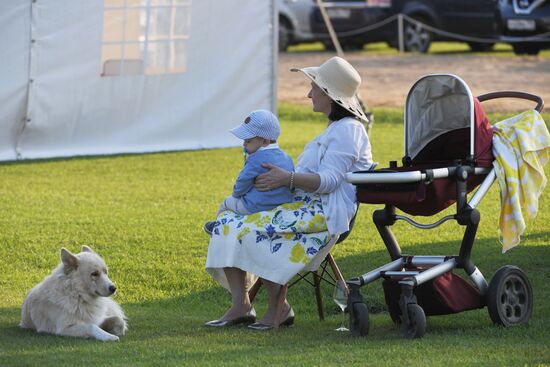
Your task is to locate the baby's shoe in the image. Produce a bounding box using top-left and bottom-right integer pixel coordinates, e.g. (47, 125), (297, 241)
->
(204, 221), (216, 235)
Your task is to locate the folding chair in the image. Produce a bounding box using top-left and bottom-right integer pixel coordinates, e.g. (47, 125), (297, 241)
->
(248, 208), (358, 328)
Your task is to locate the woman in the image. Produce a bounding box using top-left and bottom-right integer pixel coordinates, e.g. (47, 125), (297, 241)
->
(205, 56), (374, 330)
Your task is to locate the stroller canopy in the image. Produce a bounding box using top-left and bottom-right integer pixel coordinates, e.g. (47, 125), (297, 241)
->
(405, 74), (475, 162)
(352, 74), (495, 216)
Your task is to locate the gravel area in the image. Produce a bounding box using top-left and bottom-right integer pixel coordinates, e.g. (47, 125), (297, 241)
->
(278, 52), (550, 112)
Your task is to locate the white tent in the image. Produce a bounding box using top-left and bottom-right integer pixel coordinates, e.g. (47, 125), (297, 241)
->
(0, 0), (276, 161)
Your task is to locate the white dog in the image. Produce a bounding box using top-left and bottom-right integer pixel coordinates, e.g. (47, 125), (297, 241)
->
(20, 246), (127, 341)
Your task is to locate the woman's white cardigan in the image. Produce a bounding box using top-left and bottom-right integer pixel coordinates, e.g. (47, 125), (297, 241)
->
(296, 116), (374, 237)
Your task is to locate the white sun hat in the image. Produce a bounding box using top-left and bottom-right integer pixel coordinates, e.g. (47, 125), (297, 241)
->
(230, 109), (280, 141)
(291, 56), (369, 122)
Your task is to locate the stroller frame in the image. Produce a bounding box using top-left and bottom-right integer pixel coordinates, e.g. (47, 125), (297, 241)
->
(345, 74), (543, 339)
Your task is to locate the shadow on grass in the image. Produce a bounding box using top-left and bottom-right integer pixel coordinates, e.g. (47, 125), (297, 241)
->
(1, 291), (391, 366)
(1, 234), (548, 365)
(333, 230), (550, 316)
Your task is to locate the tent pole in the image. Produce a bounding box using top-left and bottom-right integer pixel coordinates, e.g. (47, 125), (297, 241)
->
(398, 14), (405, 53)
(272, 0), (278, 114)
(315, 0), (373, 133)
(316, 0), (344, 57)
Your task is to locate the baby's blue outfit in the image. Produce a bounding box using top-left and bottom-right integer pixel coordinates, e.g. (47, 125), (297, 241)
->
(233, 144), (294, 213)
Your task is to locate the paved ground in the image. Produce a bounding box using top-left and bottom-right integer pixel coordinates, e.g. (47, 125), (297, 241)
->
(278, 52), (550, 113)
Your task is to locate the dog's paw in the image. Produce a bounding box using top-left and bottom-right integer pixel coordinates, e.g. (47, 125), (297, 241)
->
(91, 325), (120, 342)
(111, 323), (127, 336)
(98, 333), (119, 342)
(100, 316), (127, 336)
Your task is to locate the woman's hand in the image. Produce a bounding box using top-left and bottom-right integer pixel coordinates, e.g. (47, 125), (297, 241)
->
(255, 163), (290, 192)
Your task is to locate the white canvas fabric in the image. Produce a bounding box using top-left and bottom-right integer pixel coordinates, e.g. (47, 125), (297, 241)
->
(0, 2), (30, 161)
(0, 0), (276, 161)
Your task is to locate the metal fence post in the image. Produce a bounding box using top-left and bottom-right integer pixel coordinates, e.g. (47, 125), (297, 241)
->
(398, 13), (404, 53)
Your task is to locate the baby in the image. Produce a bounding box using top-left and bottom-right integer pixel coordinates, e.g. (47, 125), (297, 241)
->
(205, 110), (294, 234)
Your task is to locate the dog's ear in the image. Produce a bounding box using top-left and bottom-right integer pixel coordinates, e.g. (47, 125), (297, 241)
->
(61, 248), (78, 272)
(81, 245), (94, 253)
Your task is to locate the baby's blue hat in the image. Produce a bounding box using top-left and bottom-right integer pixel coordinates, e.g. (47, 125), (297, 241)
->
(230, 110), (280, 141)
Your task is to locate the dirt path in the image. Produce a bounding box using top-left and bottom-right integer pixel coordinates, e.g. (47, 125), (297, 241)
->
(278, 52), (550, 112)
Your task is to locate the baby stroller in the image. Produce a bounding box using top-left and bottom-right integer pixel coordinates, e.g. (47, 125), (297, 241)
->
(345, 74), (543, 339)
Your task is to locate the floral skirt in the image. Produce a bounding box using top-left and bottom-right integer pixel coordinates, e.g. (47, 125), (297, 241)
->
(205, 190), (336, 287)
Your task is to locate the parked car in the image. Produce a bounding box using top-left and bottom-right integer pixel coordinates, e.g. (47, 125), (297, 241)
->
(498, 0), (550, 55)
(278, 0), (319, 51)
(310, 0), (499, 52)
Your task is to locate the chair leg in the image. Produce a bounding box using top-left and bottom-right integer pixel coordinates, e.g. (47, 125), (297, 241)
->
(313, 270), (325, 321)
(248, 278), (262, 303)
(326, 253), (344, 282)
(273, 284), (288, 329)
(248, 253), (343, 328)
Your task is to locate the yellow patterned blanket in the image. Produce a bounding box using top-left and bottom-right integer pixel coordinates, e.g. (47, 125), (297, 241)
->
(492, 110), (549, 252)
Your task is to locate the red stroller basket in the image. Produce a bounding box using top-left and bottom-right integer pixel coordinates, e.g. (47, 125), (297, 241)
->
(344, 74), (541, 339)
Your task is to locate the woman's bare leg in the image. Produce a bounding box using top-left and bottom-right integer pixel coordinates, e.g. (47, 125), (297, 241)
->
(258, 279), (290, 325)
(218, 267), (254, 320)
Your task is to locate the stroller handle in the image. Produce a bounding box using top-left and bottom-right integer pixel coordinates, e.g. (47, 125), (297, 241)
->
(346, 167), (491, 184)
(477, 91), (544, 112)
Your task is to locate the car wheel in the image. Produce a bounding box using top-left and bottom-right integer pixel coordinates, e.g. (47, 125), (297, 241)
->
(322, 40), (363, 52)
(403, 16), (432, 53)
(468, 42), (495, 52)
(513, 44), (540, 55)
(342, 42), (364, 51)
(279, 19), (291, 52)
(322, 40), (335, 51)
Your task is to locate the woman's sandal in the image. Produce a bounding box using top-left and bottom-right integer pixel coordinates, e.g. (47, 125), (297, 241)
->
(248, 307), (295, 331)
(205, 308), (256, 327)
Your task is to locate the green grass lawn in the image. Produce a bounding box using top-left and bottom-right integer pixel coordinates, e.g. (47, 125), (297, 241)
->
(1, 105), (549, 366)
(288, 41), (550, 57)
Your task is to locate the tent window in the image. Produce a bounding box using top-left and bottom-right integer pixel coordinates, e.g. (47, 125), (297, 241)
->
(101, 0), (191, 76)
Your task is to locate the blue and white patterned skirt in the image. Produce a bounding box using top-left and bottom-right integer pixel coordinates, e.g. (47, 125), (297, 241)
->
(205, 190), (337, 287)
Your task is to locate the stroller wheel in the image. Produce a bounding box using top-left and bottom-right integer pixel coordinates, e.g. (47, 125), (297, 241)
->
(487, 265), (533, 326)
(403, 304), (426, 339)
(389, 309), (401, 327)
(350, 302), (369, 337)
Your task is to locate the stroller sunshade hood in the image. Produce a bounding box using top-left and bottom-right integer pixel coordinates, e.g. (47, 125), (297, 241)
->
(406, 75), (474, 160)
